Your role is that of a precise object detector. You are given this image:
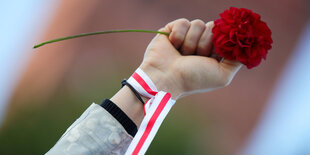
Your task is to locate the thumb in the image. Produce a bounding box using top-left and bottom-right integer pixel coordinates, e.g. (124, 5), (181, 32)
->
(147, 27), (174, 49)
(152, 27), (171, 43)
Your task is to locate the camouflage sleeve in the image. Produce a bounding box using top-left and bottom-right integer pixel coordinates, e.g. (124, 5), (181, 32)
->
(46, 103), (133, 155)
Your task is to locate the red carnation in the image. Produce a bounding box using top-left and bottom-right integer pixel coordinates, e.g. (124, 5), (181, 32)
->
(212, 7), (273, 69)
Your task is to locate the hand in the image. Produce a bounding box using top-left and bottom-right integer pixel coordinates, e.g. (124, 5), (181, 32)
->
(140, 18), (242, 99)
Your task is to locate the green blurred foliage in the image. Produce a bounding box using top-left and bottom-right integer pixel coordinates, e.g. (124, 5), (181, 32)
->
(0, 75), (214, 155)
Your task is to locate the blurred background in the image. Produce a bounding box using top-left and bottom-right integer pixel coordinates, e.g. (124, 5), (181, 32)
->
(0, 0), (309, 154)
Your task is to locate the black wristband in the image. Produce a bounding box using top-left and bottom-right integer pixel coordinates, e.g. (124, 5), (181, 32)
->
(100, 99), (137, 137)
(121, 79), (145, 105)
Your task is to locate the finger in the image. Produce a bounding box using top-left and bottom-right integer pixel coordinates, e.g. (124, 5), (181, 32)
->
(197, 21), (214, 57)
(166, 18), (190, 49)
(145, 27), (181, 57)
(180, 19), (206, 55)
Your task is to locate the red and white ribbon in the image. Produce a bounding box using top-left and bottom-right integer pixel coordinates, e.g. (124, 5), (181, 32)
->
(125, 68), (176, 155)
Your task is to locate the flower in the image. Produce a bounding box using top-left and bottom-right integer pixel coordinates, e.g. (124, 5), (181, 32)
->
(212, 7), (273, 69)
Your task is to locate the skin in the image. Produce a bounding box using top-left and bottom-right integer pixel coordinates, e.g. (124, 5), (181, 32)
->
(111, 19), (242, 126)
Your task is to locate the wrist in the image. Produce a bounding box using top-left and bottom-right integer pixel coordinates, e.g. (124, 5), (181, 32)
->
(110, 86), (144, 126)
(139, 62), (184, 100)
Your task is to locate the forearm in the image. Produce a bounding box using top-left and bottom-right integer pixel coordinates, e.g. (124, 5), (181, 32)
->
(46, 68), (169, 154)
(46, 103), (133, 155)
(110, 85), (146, 126)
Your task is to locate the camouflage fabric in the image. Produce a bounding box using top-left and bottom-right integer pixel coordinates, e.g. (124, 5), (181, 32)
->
(46, 103), (133, 155)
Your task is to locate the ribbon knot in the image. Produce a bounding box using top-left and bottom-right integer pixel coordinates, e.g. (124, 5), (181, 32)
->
(125, 68), (175, 155)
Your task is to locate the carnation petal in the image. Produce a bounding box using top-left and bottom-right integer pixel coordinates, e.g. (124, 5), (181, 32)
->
(212, 7), (272, 69)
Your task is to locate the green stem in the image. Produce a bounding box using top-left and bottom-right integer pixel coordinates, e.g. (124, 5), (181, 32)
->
(33, 29), (170, 49)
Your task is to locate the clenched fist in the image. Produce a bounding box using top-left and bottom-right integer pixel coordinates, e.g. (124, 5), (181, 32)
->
(139, 18), (242, 99)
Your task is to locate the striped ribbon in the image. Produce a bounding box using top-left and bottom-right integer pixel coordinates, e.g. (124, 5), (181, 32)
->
(125, 68), (176, 155)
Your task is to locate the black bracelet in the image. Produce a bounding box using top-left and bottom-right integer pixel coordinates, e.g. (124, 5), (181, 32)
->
(100, 99), (137, 137)
(121, 79), (145, 105)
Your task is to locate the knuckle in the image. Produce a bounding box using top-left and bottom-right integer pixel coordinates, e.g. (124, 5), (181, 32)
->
(177, 18), (190, 27)
(205, 21), (215, 31)
(206, 21), (214, 26)
(158, 27), (166, 32)
(178, 18), (189, 22)
(191, 19), (205, 27)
